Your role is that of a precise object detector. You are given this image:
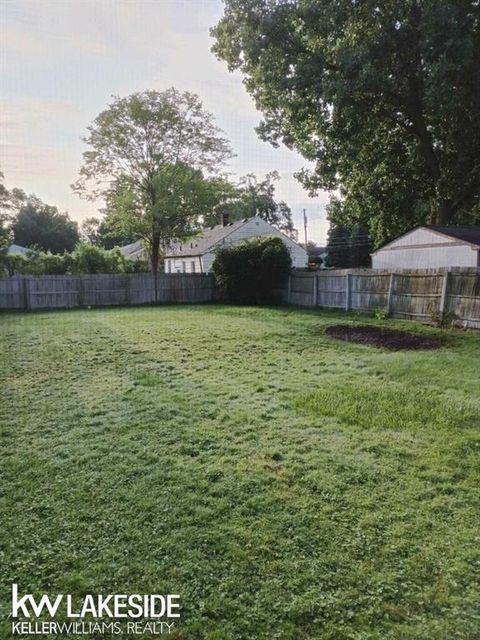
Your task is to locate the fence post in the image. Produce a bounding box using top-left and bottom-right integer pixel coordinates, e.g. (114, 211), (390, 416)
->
(287, 275), (292, 304)
(23, 276), (32, 310)
(312, 273), (318, 306)
(387, 273), (396, 315)
(345, 273), (351, 311)
(439, 270), (450, 315)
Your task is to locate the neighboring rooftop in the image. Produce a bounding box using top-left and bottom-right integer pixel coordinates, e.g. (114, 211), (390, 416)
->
(7, 244), (29, 255)
(424, 225), (480, 247)
(165, 218), (252, 257)
(118, 240), (147, 260)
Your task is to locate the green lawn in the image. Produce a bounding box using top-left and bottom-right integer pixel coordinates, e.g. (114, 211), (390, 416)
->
(1, 305), (479, 640)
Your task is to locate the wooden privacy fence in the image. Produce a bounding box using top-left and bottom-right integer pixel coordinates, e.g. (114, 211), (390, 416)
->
(0, 273), (216, 311)
(1, 269), (479, 328)
(280, 268), (480, 328)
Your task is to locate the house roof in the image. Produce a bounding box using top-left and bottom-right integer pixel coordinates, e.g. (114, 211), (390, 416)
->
(118, 240), (147, 260)
(7, 244), (29, 255)
(372, 225), (480, 254)
(423, 225), (480, 247)
(164, 218), (253, 257)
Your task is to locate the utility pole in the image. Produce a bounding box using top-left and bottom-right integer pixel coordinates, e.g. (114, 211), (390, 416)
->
(303, 208), (308, 249)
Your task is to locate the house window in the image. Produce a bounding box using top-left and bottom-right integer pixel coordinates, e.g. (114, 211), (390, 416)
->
(167, 260), (171, 273)
(182, 261), (186, 273)
(191, 261), (196, 273)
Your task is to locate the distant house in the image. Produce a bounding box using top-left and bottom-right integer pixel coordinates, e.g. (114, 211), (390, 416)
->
(164, 216), (308, 274)
(371, 226), (480, 270)
(7, 244), (29, 256)
(118, 240), (149, 262)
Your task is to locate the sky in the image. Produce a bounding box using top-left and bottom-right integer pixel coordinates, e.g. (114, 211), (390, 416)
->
(1, 0), (330, 243)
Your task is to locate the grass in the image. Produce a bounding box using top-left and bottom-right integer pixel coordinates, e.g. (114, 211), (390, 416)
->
(0, 305), (479, 640)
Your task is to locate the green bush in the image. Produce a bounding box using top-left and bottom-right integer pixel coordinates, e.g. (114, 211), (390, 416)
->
(0, 243), (149, 276)
(0, 253), (30, 277)
(211, 236), (292, 304)
(70, 243), (126, 274)
(28, 252), (72, 275)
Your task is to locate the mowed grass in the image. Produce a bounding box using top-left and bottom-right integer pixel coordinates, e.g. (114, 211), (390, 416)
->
(0, 305), (479, 640)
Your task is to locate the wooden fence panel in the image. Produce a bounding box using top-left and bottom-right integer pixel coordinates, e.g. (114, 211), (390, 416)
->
(29, 275), (80, 310)
(390, 273), (443, 321)
(80, 275), (130, 307)
(317, 273), (347, 309)
(276, 267), (480, 328)
(0, 276), (24, 309)
(0, 273), (216, 310)
(289, 272), (316, 306)
(350, 273), (390, 311)
(128, 274), (155, 305)
(446, 272), (480, 329)
(1, 269), (479, 328)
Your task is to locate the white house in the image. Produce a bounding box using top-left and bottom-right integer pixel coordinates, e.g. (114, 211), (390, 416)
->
(7, 244), (29, 256)
(371, 226), (480, 270)
(164, 216), (308, 274)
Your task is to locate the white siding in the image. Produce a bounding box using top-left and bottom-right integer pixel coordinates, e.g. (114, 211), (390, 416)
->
(201, 252), (216, 274)
(165, 256), (203, 274)
(384, 228), (448, 248)
(164, 217), (308, 273)
(372, 228), (479, 269)
(203, 217), (308, 271)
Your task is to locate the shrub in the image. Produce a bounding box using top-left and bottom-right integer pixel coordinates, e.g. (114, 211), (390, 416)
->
(71, 243), (126, 274)
(212, 236), (292, 304)
(27, 252), (72, 275)
(0, 253), (30, 276)
(124, 258), (150, 273)
(0, 243), (150, 276)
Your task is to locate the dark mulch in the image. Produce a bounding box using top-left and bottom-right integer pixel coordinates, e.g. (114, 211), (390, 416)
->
(325, 324), (443, 351)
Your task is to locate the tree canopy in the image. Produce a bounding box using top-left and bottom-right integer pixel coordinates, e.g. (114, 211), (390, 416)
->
(325, 219), (372, 269)
(236, 172), (296, 237)
(10, 189), (79, 253)
(212, 1), (480, 245)
(202, 171), (296, 237)
(73, 89), (232, 274)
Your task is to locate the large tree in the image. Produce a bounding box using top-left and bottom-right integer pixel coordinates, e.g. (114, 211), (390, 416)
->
(325, 224), (352, 269)
(202, 171), (297, 238)
(72, 89), (232, 275)
(236, 172), (296, 237)
(11, 189), (79, 253)
(80, 216), (134, 249)
(212, 1), (480, 244)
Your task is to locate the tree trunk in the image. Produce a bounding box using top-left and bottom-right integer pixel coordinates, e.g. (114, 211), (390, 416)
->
(437, 199), (453, 225)
(431, 199), (453, 225)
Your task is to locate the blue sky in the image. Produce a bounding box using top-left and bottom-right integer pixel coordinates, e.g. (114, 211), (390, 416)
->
(1, 0), (329, 243)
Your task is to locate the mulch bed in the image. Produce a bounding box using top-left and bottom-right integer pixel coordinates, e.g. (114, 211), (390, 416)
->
(325, 324), (443, 351)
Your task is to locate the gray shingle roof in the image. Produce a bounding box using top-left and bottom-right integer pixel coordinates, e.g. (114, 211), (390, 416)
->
(118, 240), (148, 260)
(7, 244), (29, 255)
(425, 226), (480, 247)
(164, 218), (251, 257)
